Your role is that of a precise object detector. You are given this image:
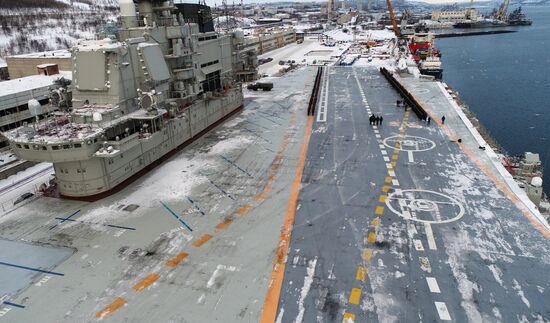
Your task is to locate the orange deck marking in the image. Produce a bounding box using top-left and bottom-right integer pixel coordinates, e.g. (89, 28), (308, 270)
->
(343, 312), (356, 322)
(384, 176), (392, 183)
(255, 183), (273, 202)
(356, 266), (367, 281)
(236, 204), (252, 216)
(192, 234), (213, 247)
(362, 249), (373, 261)
(96, 297), (126, 320)
(260, 115), (314, 323)
(165, 252), (189, 267)
(382, 185), (391, 192)
(215, 218), (233, 230)
(133, 273), (160, 292)
(367, 232), (376, 244)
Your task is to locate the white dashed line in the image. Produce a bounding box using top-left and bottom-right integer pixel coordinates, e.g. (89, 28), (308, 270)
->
(392, 179), (400, 186)
(408, 151), (415, 163)
(413, 239), (424, 251)
(435, 302), (451, 321)
(381, 150), (387, 155)
(388, 169), (396, 177)
(385, 163), (392, 169)
(383, 156), (390, 162)
(316, 68), (329, 123)
(424, 223), (437, 250)
(426, 277), (441, 293)
(380, 145), (386, 150)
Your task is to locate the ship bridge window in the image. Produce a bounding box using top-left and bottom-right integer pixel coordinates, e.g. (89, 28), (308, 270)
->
(200, 60), (219, 68)
(201, 70), (221, 93)
(52, 145), (60, 150)
(62, 144), (71, 149)
(23, 144), (29, 149)
(74, 143), (82, 148)
(16, 144), (22, 148)
(41, 146), (47, 150)
(198, 35), (217, 42)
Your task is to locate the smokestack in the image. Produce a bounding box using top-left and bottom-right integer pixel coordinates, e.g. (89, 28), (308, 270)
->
(120, 0), (138, 28)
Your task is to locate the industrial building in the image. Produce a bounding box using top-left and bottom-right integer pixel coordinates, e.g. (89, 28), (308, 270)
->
(431, 8), (479, 22)
(5, 50), (71, 79)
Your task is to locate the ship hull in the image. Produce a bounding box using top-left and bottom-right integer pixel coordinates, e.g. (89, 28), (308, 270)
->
(454, 21), (508, 28)
(59, 104), (244, 202)
(420, 68), (443, 80)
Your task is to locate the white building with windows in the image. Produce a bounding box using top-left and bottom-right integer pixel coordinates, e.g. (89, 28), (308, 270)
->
(431, 9), (479, 22)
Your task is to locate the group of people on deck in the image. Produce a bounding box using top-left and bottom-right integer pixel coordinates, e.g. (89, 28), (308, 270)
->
(369, 114), (383, 126)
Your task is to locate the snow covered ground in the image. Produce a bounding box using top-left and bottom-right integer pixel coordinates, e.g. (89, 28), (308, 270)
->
(258, 38), (349, 76)
(324, 28), (395, 42)
(0, 1), (117, 56)
(0, 162), (53, 212)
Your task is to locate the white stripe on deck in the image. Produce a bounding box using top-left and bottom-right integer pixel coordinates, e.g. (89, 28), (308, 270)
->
(435, 302), (451, 321)
(316, 70), (329, 123)
(408, 151), (415, 163)
(392, 179), (400, 186)
(424, 223), (437, 250)
(413, 239), (424, 251)
(426, 277), (441, 293)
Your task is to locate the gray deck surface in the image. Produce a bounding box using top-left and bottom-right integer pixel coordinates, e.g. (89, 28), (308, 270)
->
(1, 65), (550, 323)
(0, 239), (74, 298)
(0, 67), (315, 322)
(276, 66), (550, 322)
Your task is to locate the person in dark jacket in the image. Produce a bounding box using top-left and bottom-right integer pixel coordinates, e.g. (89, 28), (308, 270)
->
(441, 115), (446, 124)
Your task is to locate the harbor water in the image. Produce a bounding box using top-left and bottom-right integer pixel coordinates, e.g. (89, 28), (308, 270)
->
(435, 6), (550, 194)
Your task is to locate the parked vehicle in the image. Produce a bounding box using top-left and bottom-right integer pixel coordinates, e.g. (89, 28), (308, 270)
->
(247, 82), (274, 91)
(14, 192), (34, 205)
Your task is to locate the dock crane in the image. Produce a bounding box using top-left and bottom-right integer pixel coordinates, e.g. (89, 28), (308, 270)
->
(385, 0), (400, 38)
(497, 0), (510, 21)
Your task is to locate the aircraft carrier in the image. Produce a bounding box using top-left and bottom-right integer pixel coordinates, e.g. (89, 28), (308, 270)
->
(1, 2), (550, 323)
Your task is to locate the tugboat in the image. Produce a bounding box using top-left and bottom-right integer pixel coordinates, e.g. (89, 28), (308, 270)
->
(419, 57), (443, 80)
(408, 23), (443, 79)
(507, 6), (532, 26)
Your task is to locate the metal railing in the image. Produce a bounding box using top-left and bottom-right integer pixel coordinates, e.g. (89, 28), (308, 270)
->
(380, 67), (428, 120)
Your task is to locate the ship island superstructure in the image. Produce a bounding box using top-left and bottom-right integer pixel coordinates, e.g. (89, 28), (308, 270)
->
(2, 0), (256, 201)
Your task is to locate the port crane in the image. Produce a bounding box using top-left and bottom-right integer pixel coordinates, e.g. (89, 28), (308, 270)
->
(385, 0), (400, 37)
(497, 0), (510, 20)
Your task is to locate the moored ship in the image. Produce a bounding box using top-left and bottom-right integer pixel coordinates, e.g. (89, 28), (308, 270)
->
(454, 18), (508, 28)
(2, 0), (256, 201)
(408, 24), (443, 79)
(507, 6), (533, 26)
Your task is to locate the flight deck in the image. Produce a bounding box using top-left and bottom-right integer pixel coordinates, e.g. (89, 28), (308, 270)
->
(1, 66), (550, 323)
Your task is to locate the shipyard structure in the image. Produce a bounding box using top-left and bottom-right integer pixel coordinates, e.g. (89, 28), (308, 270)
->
(2, 0), (257, 200)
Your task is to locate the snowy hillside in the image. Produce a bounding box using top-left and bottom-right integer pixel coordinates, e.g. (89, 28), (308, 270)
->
(0, 0), (119, 56)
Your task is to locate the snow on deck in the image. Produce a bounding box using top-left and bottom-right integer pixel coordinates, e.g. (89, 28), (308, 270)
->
(7, 49), (71, 59)
(0, 71), (72, 97)
(258, 38), (348, 76)
(324, 28), (395, 42)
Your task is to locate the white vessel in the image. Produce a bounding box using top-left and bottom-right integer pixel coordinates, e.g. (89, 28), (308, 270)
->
(2, 0), (255, 201)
